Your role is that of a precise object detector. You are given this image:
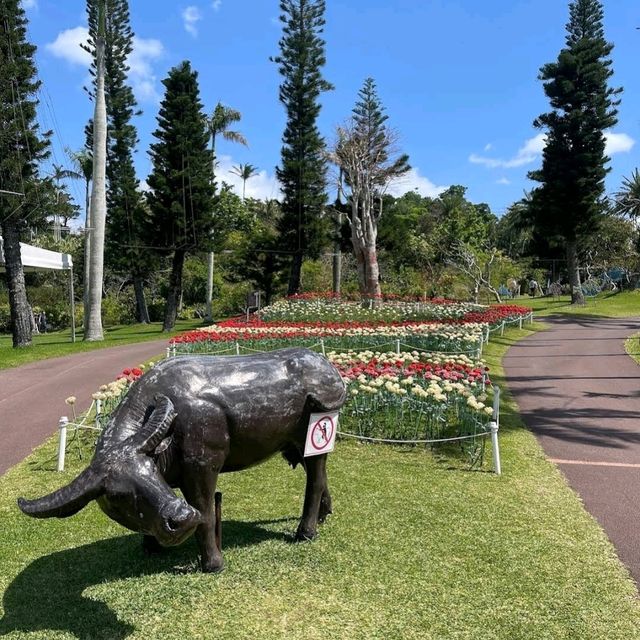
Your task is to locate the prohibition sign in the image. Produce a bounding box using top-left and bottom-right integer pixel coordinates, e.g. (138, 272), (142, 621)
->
(310, 415), (335, 451)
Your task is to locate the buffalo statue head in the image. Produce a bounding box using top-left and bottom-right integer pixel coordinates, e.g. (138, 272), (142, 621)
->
(18, 395), (202, 547)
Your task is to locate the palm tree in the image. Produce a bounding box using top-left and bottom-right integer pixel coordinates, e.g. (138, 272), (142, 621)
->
(49, 163), (82, 239)
(613, 169), (640, 218)
(230, 163), (259, 200)
(204, 103), (248, 321)
(68, 148), (93, 318)
(206, 102), (248, 184)
(85, 0), (107, 342)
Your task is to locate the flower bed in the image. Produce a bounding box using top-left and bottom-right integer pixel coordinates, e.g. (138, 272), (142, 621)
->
(259, 297), (485, 323)
(329, 350), (494, 463)
(170, 319), (487, 355)
(258, 294), (531, 326)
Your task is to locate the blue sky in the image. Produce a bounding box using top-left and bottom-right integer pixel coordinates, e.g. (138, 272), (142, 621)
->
(22, 0), (640, 217)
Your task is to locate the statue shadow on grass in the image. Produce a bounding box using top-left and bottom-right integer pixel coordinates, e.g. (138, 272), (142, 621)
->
(0, 517), (292, 640)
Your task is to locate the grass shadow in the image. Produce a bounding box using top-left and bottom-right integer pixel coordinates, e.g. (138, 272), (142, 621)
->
(0, 518), (288, 640)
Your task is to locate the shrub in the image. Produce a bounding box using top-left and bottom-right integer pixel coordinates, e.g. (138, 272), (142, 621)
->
(0, 303), (11, 333)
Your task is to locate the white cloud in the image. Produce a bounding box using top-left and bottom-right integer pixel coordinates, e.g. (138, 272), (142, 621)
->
(216, 155), (282, 200)
(212, 0), (222, 11)
(183, 6), (202, 37)
(45, 26), (91, 66)
(496, 177), (511, 185)
(387, 168), (448, 198)
(469, 133), (546, 169)
(45, 27), (164, 103)
(128, 36), (164, 102)
(470, 130), (635, 170)
(605, 132), (635, 155)
(21, 0), (37, 9)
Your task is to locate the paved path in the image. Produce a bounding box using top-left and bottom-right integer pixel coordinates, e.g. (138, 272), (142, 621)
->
(504, 315), (640, 583)
(0, 339), (169, 475)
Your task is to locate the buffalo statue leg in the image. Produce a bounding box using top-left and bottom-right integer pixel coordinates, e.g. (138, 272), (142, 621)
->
(318, 487), (332, 524)
(296, 454), (329, 541)
(182, 465), (224, 573)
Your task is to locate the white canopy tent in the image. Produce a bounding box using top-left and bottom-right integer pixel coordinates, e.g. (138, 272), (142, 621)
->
(0, 237), (76, 342)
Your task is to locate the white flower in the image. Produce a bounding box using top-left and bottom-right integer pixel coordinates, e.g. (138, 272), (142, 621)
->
(65, 396), (76, 406)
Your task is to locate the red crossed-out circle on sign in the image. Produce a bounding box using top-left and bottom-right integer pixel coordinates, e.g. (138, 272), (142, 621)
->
(310, 415), (335, 451)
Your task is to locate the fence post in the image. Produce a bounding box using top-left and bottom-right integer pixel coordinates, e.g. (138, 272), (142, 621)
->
(236, 342), (241, 356)
(172, 344), (177, 358)
(166, 346), (171, 359)
(320, 339), (326, 356)
(493, 386), (501, 426)
(500, 321), (505, 336)
(396, 339), (401, 355)
(95, 398), (102, 430)
(530, 311), (534, 325)
(57, 417), (69, 472)
(490, 421), (501, 475)
(519, 316), (523, 330)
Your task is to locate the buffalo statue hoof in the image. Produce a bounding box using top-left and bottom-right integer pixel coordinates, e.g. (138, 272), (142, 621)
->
(318, 503), (332, 524)
(142, 535), (165, 555)
(294, 528), (317, 542)
(201, 558), (224, 573)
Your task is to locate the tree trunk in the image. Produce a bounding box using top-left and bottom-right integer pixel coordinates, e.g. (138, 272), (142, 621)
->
(133, 275), (150, 324)
(163, 249), (186, 332)
(353, 241), (381, 305)
(566, 240), (584, 305)
(332, 212), (342, 296)
(287, 252), (303, 296)
(363, 245), (382, 302)
(205, 251), (214, 322)
(473, 283), (480, 304)
(1, 220), (32, 347)
(84, 20), (107, 342)
(83, 179), (91, 328)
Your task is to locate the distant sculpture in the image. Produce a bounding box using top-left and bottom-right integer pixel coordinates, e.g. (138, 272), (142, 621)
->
(19, 349), (347, 573)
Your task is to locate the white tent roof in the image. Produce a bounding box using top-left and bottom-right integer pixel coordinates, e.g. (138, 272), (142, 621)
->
(0, 236), (73, 272)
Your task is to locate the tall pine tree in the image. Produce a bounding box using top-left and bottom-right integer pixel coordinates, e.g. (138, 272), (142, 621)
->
(528, 0), (621, 304)
(147, 61), (214, 332)
(273, 0), (333, 295)
(85, 0), (152, 323)
(0, 0), (50, 347)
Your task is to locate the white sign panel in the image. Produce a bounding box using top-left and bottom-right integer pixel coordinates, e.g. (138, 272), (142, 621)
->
(304, 412), (339, 457)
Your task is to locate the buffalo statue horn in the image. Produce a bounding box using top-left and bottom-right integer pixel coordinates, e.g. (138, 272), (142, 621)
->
(18, 467), (104, 519)
(126, 394), (177, 454)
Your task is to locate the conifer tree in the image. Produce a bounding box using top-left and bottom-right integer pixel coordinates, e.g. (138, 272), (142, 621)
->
(147, 61), (214, 332)
(0, 0), (50, 347)
(332, 78), (409, 301)
(528, 0), (621, 304)
(272, 0), (333, 295)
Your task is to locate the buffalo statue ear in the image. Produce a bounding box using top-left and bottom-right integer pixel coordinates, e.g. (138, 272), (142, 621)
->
(126, 394), (177, 456)
(18, 467), (104, 519)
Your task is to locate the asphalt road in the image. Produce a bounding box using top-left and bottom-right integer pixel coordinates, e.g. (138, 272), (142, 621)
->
(504, 314), (640, 584)
(0, 339), (169, 475)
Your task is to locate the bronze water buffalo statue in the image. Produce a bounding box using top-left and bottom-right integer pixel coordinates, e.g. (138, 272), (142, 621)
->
(18, 348), (347, 572)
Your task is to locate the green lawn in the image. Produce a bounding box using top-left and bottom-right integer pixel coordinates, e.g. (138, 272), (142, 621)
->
(1, 323), (639, 639)
(626, 333), (640, 366)
(0, 320), (203, 371)
(519, 289), (640, 318)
